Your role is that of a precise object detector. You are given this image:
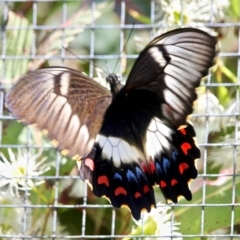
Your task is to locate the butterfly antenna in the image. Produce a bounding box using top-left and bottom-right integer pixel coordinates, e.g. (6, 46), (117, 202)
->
(62, 46), (109, 75)
(105, 60), (112, 73)
(113, 23), (135, 74)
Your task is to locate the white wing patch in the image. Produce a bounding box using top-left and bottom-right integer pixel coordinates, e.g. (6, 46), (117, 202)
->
(78, 125), (89, 147)
(46, 68), (66, 76)
(163, 89), (186, 112)
(148, 47), (167, 66)
(146, 118), (173, 159)
(96, 118), (174, 167)
(96, 135), (144, 167)
(59, 72), (71, 96)
(68, 114), (80, 137)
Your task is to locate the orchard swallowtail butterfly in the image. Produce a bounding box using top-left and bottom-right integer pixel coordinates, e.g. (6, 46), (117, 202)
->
(5, 28), (218, 220)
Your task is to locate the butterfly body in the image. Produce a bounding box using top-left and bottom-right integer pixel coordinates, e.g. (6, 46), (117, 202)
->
(80, 99), (200, 219)
(79, 73), (200, 219)
(5, 28), (218, 220)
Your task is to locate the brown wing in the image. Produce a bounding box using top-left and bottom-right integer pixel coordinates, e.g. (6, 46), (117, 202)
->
(5, 67), (112, 159)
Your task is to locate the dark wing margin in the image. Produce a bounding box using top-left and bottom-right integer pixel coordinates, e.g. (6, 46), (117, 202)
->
(5, 67), (112, 159)
(79, 122), (200, 220)
(150, 123), (200, 203)
(125, 28), (219, 127)
(79, 138), (156, 220)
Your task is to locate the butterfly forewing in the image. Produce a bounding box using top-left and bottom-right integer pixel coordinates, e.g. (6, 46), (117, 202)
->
(125, 28), (218, 127)
(6, 67), (112, 159)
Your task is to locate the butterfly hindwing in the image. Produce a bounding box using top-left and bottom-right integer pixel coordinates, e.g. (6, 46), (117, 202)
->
(5, 67), (112, 159)
(80, 117), (200, 219)
(80, 137), (156, 220)
(152, 123), (200, 203)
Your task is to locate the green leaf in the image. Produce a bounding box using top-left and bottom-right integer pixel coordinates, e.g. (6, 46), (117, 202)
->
(229, 0), (240, 18)
(2, 119), (24, 148)
(175, 177), (240, 238)
(32, 2), (113, 69)
(0, 11), (34, 82)
(220, 64), (238, 83)
(128, 9), (151, 24)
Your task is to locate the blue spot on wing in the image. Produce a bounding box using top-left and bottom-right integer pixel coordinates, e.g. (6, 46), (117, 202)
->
(113, 173), (122, 181)
(156, 162), (163, 174)
(172, 150), (179, 162)
(162, 157), (170, 173)
(126, 169), (137, 183)
(135, 166), (148, 181)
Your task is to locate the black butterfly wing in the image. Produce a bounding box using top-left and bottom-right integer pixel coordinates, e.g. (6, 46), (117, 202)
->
(80, 28), (217, 220)
(5, 67), (112, 159)
(80, 93), (200, 220)
(125, 28), (218, 127)
(148, 120), (199, 203)
(79, 92), (157, 219)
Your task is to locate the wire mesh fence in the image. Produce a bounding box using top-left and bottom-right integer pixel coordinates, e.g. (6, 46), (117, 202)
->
(0, 0), (240, 239)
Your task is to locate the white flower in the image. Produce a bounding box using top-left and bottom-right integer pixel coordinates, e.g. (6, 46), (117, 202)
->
(0, 148), (50, 196)
(0, 211), (68, 240)
(128, 203), (182, 240)
(208, 132), (240, 172)
(207, 99), (240, 173)
(191, 91), (224, 144)
(156, 0), (229, 26)
(221, 99), (240, 129)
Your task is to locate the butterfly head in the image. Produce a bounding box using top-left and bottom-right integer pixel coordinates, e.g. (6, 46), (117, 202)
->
(106, 73), (123, 96)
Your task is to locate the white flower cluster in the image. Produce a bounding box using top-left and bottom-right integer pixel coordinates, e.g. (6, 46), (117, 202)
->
(156, 0), (229, 25)
(130, 203), (182, 240)
(0, 149), (50, 196)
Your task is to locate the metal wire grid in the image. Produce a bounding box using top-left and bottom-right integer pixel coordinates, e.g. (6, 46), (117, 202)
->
(0, 0), (240, 239)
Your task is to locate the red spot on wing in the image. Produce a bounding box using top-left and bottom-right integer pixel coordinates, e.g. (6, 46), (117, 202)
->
(135, 192), (141, 199)
(97, 176), (109, 187)
(179, 128), (186, 135)
(85, 158), (94, 171)
(115, 187), (127, 196)
(141, 163), (149, 173)
(171, 179), (178, 186)
(160, 181), (167, 188)
(181, 142), (191, 155)
(149, 161), (155, 173)
(179, 162), (189, 174)
(143, 185), (150, 193)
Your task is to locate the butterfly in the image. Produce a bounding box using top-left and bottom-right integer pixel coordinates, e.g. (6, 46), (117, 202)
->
(5, 28), (218, 220)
